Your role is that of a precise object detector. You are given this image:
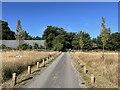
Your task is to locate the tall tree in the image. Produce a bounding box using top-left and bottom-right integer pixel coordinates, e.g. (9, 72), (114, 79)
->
(72, 33), (80, 50)
(79, 31), (91, 51)
(100, 17), (110, 60)
(79, 32), (84, 51)
(15, 20), (25, 50)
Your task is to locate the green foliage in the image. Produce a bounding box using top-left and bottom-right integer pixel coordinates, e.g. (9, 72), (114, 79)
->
(27, 45), (32, 50)
(100, 17), (111, 59)
(43, 26), (76, 51)
(33, 43), (39, 49)
(1, 20), (15, 40)
(96, 36), (103, 49)
(17, 43), (32, 50)
(23, 31), (32, 40)
(53, 42), (63, 51)
(64, 32), (75, 50)
(105, 32), (120, 51)
(1, 20), (119, 51)
(0, 20), (43, 40)
(20, 43), (29, 50)
(15, 20), (25, 49)
(0, 44), (7, 49)
(42, 26), (65, 50)
(72, 33), (80, 50)
(79, 31), (91, 50)
(39, 45), (45, 49)
(43, 26), (92, 51)
(0, 44), (13, 50)
(79, 32), (84, 50)
(53, 35), (64, 51)
(20, 31), (43, 40)
(100, 17), (110, 47)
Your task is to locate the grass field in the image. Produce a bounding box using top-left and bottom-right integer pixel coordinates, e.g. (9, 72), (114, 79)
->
(71, 51), (118, 88)
(0, 50), (58, 82)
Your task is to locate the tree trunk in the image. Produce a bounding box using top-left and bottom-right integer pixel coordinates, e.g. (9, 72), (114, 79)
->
(103, 44), (105, 60)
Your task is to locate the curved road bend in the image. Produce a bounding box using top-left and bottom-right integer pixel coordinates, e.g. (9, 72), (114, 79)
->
(22, 52), (82, 88)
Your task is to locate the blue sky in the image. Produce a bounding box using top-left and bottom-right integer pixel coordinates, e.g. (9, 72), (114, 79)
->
(2, 2), (118, 38)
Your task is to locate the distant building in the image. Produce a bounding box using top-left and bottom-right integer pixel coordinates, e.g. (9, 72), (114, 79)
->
(0, 40), (45, 48)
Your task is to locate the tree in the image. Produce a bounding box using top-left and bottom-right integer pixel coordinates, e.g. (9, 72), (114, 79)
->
(79, 32), (84, 51)
(100, 17), (110, 60)
(53, 35), (64, 51)
(0, 44), (7, 49)
(105, 32), (120, 51)
(78, 31), (91, 51)
(64, 32), (75, 50)
(1, 20), (15, 40)
(0, 20), (42, 40)
(72, 33), (80, 50)
(33, 43), (39, 49)
(42, 26), (65, 49)
(53, 42), (63, 51)
(20, 43), (29, 50)
(15, 20), (25, 50)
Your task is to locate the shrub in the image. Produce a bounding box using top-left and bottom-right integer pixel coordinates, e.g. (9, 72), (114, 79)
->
(33, 43), (39, 49)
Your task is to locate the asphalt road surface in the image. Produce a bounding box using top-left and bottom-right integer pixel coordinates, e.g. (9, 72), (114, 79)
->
(22, 52), (82, 88)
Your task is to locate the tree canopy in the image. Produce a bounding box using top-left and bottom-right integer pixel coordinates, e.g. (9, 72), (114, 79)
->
(42, 25), (119, 51)
(1, 20), (15, 40)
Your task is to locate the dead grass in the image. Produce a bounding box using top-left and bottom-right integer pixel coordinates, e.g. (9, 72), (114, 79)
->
(71, 51), (118, 88)
(0, 50), (58, 82)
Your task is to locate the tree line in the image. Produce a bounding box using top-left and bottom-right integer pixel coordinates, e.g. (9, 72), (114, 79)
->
(43, 17), (120, 51)
(0, 18), (120, 51)
(43, 26), (120, 51)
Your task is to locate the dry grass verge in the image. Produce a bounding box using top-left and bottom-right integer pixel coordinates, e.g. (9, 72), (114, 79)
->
(71, 51), (118, 88)
(0, 50), (58, 82)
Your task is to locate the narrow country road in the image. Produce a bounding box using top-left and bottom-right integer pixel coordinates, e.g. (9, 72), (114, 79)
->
(22, 52), (82, 88)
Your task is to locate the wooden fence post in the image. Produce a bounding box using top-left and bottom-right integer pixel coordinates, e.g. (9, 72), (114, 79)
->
(12, 73), (17, 86)
(28, 66), (31, 74)
(83, 66), (87, 74)
(48, 57), (50, 63)
(42, 59), (45, 67)
(90, 74), (95, 84)
(51, 56), (54, 60)
(81, 64), (84, 68)
(37, 62), (39, 69)
(78, 61), (80, 64)
(46, 57), (49, 64)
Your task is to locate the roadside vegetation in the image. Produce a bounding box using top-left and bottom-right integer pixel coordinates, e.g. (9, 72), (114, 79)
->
(1, 51), (57, 82)
(71, 51), (118, 88)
